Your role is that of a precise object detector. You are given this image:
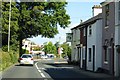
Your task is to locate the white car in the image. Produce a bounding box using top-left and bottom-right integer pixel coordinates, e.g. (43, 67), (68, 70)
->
(40, 55), (48, 59)
(19, 54), (34, 66)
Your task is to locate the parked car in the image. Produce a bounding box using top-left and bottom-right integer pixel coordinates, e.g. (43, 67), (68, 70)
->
(47, 54), (55, 58)
(18, 54), (34, 66)
(40, 55), (48, 59)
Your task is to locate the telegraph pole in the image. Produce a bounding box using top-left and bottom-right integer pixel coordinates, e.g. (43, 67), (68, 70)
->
(8, 0), (11, 52)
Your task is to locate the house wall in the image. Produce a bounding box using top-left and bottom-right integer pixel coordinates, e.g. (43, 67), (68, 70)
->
(87, 24), (95, 71)
(95, 20), (103, 71)
(71, 29), (80, 61)
(22, 39), (31, 52)
(80, 27), (87, 70)
(102, 2), (115, 74)
(114, 1), (120, 76)
(87, 19), (102, 71)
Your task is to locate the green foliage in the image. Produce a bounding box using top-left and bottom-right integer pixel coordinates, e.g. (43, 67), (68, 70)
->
(43, 41), (57, 55)
(0, 50), (19, 71)
(2, 2), (70, 56)
(32, 46), (41, 51)
(60, 42), (71, 60)
(2, 2), (20, 46)
(2, 45), (8, 52)
(16, 2), (70, 39)
(21, 49), (29, 54)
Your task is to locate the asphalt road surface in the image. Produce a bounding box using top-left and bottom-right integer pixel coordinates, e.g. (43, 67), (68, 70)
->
(1, 59), (116, 80)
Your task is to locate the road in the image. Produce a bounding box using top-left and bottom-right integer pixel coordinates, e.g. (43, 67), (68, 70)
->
(1, 59), (115, 80)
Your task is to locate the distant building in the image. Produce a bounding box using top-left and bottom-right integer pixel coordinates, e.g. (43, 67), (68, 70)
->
(22, 39), (41, 53)
(22, 39), (31, 53)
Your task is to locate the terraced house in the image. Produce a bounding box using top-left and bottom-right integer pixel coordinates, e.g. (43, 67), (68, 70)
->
(69, 0), (120, 77)
(71, 5), (102, 70)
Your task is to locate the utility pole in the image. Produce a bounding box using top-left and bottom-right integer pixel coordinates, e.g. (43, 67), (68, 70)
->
(8, 0), (11, 52)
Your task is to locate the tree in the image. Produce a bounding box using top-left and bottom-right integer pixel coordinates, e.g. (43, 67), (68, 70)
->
(2, 2), (70, 56)
(60, 42), (71, 60)
(43, 42), (57, 55)
(2, 2), (20, 51)
(18, 2), (70, 56)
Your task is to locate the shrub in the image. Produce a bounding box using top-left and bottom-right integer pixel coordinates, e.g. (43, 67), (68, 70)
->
(0, 49), (19, 71)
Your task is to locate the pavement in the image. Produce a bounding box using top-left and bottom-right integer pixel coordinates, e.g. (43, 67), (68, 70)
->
(1, 58), (120, 80)
(65, 63), (120, 80)
(34, 58), (114, 78)
(0, 71), (2, 80)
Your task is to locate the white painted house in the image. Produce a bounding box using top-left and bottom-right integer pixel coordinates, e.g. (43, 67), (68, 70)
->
(22, 39), (32, 53)
(87, 14), (102, 71)
(71, 28), (80, 61)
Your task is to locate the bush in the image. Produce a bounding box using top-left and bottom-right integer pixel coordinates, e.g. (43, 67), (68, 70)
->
(21, 49), (29, 54)
(0, 49), (19, 71)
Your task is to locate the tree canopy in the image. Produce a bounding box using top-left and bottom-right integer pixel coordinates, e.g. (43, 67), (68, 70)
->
(60, 42), (71, 60)
(43, 41), (57, 55)
(2, 2), (71, 55)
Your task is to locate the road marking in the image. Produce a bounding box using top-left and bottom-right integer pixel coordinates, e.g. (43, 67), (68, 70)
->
(54, 61), (68, 63)
(40, 73), (45, 78)
(59, 67), (74, 69)
(35, 62), (39, 70)
(35, 62), (46, 78)
(38, 70), (41, 73)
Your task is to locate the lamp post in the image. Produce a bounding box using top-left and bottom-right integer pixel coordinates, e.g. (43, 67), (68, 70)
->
(8, 0), (11, 52)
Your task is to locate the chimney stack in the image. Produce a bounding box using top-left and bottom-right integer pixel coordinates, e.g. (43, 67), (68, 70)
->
(92, 5), (102, 17)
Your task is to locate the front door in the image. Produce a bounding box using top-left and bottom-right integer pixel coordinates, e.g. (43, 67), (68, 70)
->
(93, 45), (95, 71)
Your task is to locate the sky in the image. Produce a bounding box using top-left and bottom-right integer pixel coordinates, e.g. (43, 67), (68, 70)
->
(28, 1), (104, 45)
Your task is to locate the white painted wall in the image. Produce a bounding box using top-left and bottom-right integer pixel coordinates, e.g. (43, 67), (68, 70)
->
(22, 39), (31, 52)
(95, 19), (102, 71)
(71, 29), (77, 61)
(114, 1), (120, 76)
(87, 19), (102, 71)
(71, 28), (80, 61)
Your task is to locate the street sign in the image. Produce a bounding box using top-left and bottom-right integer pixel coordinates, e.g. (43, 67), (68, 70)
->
(66, 33), (72, 42)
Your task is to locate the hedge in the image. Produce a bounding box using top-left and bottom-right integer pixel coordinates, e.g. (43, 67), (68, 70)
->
(0, 49), (19, 71)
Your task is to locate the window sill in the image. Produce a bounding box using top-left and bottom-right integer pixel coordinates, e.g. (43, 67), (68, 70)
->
(104, 61), (108, 64)
(105, 26), (109, 29)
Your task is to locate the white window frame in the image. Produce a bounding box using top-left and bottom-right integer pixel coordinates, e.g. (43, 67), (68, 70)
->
(89, 25), (92, 35)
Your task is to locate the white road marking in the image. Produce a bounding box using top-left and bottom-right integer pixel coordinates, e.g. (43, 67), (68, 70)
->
(35, 62), (39, 70)
(35, 62), (46, 78)
(54, 61), (68, 63)
(38, 70), (41, 73)
(59, 67), (74, 69)
(40, 73), (45, 78)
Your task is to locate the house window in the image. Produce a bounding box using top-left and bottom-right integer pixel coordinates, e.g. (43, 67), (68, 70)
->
(25, 45), (27, 48)
(118, 1), (120, 10)
(118, 1), (120, 21)
(104, 39), (109, 62)
(105, 4), (109, 26)
(89, 48), (92, 62)
(104, 48), (107, 62)
(89, 25), (92, 35)
(83, 28), (86, 36)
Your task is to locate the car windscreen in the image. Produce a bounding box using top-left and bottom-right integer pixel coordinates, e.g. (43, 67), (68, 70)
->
(22, 55), (32, 58)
